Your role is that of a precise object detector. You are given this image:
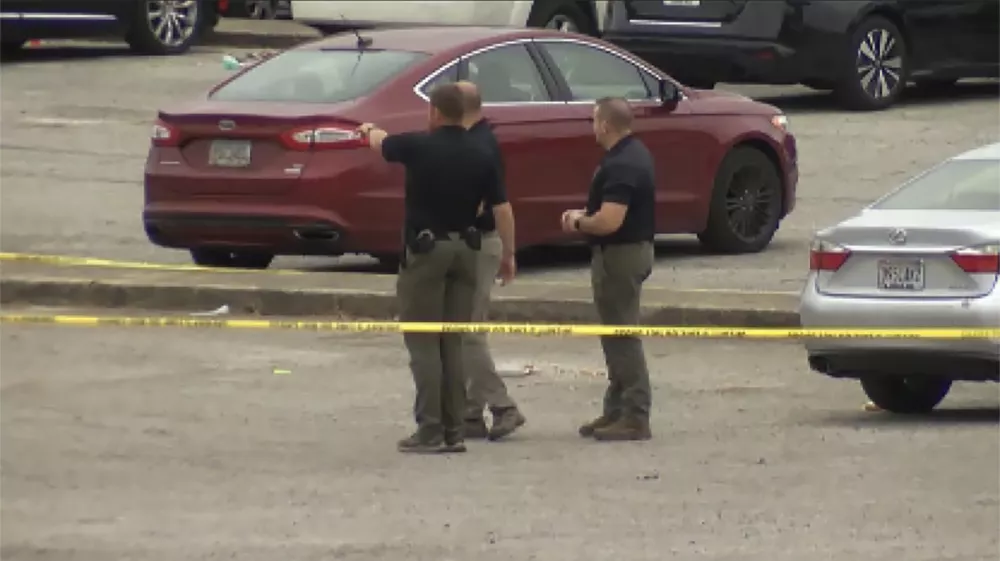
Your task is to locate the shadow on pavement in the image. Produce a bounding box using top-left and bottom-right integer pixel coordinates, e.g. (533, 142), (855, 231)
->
(0, 44), (133, 64)
(812, 405), (999, 427)
(756, 80), (999, 114)
(298, 236), (798, 275)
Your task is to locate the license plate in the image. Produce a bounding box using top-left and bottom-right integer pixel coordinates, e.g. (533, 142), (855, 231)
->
(662, 0), (700, 6)
(877, 259), (925, 291)
(209, 139), (252, 168)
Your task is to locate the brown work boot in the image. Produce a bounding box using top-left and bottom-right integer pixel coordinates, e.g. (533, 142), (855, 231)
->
(592, 416), (651, 442)
(464, 416), (489, 439)
(487, 407), (526, 441)
(578, 414), (618, 438)
(397, 431), (445, 454)
(443, 431), (467, 454)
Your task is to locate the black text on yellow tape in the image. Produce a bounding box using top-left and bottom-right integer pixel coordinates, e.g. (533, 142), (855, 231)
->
(1, 314), (998, 340)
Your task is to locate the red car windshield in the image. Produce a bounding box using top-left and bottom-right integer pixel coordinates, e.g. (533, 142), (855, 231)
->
(210, 49), (429, 104)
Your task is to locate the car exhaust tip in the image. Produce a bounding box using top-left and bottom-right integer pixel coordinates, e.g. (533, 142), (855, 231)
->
(293, 228), (340, 242)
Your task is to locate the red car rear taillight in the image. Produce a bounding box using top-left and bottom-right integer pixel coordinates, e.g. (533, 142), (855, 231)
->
(949, 244), (1000, 274)
(151, 119), (180, 148)
(280, 123), (366, 151)
(809, 239), (850, 271)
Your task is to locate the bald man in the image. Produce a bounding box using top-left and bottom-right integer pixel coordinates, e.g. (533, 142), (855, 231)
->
(561, 96), (656, 442)
(455, 80), (526, 441)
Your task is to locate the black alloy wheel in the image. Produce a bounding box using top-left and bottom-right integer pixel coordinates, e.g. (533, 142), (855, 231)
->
(860, 376), (952, 414)
(190, 248), (274, 269)
(698, 147), (783, 254)
(837, 16), (908, 110)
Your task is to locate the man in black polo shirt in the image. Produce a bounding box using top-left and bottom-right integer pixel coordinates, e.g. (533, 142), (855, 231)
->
(357, 83), (517, 454)
(455, 80), (526, 441)
(560, 96), (655, 442)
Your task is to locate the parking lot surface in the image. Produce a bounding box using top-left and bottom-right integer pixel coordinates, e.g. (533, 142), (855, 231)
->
(2, 319), (998, 560)
(2, 44), (998, 292)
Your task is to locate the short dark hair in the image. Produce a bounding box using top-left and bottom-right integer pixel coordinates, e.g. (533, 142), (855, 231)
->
(428, 83), (465, 122)
(595, 97), (633, 132)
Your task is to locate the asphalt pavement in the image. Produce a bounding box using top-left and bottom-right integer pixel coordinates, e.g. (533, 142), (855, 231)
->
(2, 41), (997, 293)
(2, 317), (998, 560)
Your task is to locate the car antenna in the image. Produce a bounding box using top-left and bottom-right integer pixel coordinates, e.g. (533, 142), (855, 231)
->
(341, 14), (373, 49)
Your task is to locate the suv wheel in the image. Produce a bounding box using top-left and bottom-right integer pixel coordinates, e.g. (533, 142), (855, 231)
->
(190, 248), (274, 269)
(836, 16), (908, 110)
(528, 1), (595, 36)
(698, 147), (783, 254)
(126, 0), (205, 55)
(860, 376), (952, 414)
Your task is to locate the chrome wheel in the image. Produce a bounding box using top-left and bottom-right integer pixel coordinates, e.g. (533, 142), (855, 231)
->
(545, 14), (578, 32)
(856, 27), (903, 100)
(146, 0), (199, 47)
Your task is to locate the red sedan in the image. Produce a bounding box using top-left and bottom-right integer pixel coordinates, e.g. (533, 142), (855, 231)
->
(144, 26), (798, 269)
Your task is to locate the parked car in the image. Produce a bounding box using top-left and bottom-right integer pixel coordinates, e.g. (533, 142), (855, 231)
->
(800, 143), (1000, 414)
(221, 0), (291, 20)
(143, 26), (798, 269)
(602, 0), (1000, 110)
(0, 0), (219, 55)
(290, 0), (610, 37)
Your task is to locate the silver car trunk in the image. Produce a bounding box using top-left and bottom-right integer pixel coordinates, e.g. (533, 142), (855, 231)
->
(814, 210), (1000, 299)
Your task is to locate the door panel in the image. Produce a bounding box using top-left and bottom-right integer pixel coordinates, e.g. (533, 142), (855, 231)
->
(462, 42), (585, 247)
(484, 105), (595, 246)
(535, 38), (702, 234)
(903, 0), (992, 73)
(623, 0), (749, 23)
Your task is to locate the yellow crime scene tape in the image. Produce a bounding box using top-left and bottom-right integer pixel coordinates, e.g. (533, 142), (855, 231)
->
(1, 313), (998, 340)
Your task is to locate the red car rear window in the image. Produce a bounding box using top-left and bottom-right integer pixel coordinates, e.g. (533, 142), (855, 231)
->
(210, 49), (429, 104)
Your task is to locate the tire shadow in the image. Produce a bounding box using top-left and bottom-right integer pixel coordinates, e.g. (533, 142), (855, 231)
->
(807, 405), (999, 428)
(752, 80), (999, 115)
(0, 44), (133, 65)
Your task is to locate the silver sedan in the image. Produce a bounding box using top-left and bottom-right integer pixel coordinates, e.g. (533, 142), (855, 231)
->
(800, 142), (1000, 414)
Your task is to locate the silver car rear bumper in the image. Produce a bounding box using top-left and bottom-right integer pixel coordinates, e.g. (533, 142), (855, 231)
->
(799, 273), (1000, 381)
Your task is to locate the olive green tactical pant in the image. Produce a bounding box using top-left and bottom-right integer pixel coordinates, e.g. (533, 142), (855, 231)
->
(397, 236), (480, 439)
(591, 242), (655, 419)
(463, 233), (517, 419)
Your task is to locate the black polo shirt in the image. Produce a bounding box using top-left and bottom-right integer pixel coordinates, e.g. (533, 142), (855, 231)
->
(584, 134), (656, 246)
(381, 125), (504, 234)
(466, 118), (507, 232)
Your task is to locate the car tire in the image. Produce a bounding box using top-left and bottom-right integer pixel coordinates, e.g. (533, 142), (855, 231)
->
(697, 146), (783, 254)
(126, 0), (207, 55)
(860, 376), (952, 414)
(190, 248), (274, 269)
(527, 1), (595, 36)
(835, 16), (908, 111)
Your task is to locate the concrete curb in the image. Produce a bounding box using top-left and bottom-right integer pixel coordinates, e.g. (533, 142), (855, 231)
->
(0, 277), (801, 328)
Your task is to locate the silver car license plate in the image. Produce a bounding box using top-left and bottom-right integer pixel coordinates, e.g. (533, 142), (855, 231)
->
(877, 259), (925, 290)
(209, 139), (252, 168)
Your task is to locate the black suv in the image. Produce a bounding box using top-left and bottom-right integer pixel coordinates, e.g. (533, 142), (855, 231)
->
(602, 0), (999, 110)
